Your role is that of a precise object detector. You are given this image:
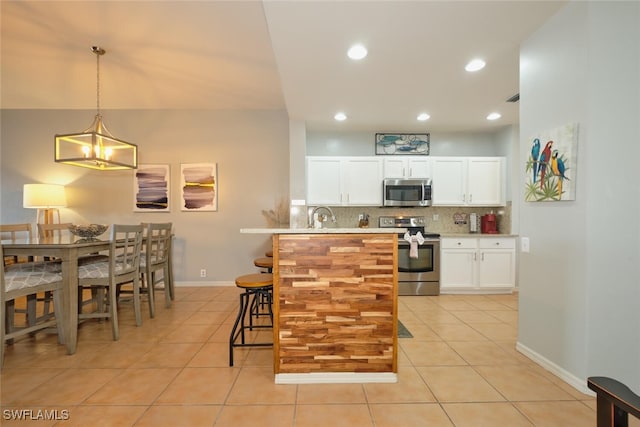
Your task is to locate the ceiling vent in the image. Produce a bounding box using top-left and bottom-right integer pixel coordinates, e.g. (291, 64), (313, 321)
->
(506, 93), (520, 103)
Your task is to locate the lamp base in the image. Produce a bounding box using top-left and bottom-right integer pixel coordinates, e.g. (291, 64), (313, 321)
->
(37, 208), (61, 225)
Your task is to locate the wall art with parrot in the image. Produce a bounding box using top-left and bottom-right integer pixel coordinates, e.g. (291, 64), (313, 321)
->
(525, 122), (578, 201)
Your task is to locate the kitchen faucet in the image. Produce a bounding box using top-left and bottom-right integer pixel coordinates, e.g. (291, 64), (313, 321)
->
(308, 206), (337, 228)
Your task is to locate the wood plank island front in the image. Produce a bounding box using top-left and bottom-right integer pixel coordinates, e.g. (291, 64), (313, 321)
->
(240, 228), (399, 384)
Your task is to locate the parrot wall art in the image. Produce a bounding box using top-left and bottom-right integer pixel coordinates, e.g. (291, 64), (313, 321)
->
(525, 123), (578, 202)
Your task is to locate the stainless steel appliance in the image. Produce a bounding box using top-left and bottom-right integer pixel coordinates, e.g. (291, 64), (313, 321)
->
(379, 215), (440, 295)
(383, 178), (432, 207)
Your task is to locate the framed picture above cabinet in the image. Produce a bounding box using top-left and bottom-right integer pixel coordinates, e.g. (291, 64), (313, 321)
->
(375, 133), (430, 155)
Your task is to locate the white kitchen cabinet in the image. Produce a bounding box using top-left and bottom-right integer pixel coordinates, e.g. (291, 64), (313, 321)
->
(382, 157), (431, 179)
(306, 157), (382, 206)
(441, 237), (515, 293)
(440, 238), (477, 291)
(431, 157), (505, 206)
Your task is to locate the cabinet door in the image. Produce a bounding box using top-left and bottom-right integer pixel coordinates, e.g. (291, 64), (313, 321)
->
(440, 248), (476, 290)
(407, 158), (431, 178)
(307, 158), (342, 205)
(343, 158), (382, 205)
(478, 249), (515, 289)
(382, 158), (407, 178)
(432, 158), (466, 205)
(467, 158), (504, 206)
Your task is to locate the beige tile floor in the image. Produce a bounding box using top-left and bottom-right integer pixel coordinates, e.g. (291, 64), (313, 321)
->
(0, 287), (606, 426)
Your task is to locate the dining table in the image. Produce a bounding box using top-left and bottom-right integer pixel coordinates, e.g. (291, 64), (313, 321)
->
(1, 235), (111, 355)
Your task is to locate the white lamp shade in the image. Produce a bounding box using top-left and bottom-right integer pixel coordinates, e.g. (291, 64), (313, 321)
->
(23, 184), (67, 208)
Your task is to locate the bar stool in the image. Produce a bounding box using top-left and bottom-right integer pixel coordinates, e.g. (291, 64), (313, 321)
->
(229, 273), (274, 366)
(265, 250), (273, 257)
(253, 257), (273, 273)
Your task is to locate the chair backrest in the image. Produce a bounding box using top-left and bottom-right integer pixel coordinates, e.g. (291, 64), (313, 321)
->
(0, 224), (33, 265)
(37, 223), (72, 239)
(0, 245), (7, 297)
(111, 224), (144, 276)
(0, 223), (33, 241)
(145, 223), (172, 267)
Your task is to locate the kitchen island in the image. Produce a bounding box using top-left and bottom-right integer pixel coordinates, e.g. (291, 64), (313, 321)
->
(240, 228), (400, 384)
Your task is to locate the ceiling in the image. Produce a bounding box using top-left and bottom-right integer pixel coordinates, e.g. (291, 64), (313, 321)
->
(1, 1), (566, 133)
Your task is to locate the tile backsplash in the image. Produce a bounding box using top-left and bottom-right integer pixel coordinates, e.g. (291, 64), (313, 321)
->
(310, 203), (512, 235)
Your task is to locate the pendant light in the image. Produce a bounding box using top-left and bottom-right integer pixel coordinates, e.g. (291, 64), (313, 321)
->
(54, 46), (137, 170)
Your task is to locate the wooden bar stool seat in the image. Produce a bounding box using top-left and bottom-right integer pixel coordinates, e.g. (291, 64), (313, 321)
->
(253, 257), (273, 273)
(265, 250), (273, 257)
(229, 273), (274, 366)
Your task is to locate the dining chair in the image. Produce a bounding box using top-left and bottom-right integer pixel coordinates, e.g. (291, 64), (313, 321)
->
(76, 224), (144, 340)
(139, 222), (173, 318)
(0, 223), (38, 335)
(37, 222), (72, 239)
(1, 223), (34, 264)
(36, 222), (108, 320)
(1, 245), (64, 368)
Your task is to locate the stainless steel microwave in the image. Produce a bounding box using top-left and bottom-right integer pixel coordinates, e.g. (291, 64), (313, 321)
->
(383, 178), (432, 207)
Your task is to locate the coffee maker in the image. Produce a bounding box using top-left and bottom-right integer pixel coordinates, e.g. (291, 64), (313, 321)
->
(480, 213), (498, 234)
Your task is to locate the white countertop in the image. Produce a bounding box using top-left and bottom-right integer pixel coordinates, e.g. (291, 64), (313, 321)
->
(440, 233), (519, 238)
(240, 227), (405, 234)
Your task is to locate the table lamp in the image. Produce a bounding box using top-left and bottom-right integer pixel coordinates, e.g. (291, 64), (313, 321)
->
(23, 184), (67, 224)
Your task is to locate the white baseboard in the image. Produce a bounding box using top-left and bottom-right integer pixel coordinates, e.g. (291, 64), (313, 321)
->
(175, 281), (234, 287)
(275, 372), (398, 384)
(516, 341), (594, 396)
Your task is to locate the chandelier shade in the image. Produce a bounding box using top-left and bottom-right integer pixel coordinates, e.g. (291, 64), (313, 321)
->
(54, 46), (137, 171)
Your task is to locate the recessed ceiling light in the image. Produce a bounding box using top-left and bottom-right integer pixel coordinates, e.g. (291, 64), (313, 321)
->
(486, 112), (501, 121)
(417, 113), (430, 121)
(334, 112), (347, 121)
(347, 44), (368, 60)
(465, 58), (486, 72)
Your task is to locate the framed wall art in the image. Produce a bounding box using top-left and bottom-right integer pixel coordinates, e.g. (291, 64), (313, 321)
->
(375, 133), (430, 155)
(133, 164), (170, 212)
(180, 163), (217, 211)
(525, 122), (579, 202)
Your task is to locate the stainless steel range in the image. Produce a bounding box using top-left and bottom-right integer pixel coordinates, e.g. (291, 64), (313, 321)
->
(379, 215), (440, 296)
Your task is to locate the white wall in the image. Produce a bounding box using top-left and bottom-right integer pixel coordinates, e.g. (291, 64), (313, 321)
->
(1, 109), (290, 284)
(518, 1), (640, 392)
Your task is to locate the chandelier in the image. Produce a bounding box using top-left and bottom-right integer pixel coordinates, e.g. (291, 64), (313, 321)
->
(54, 46), (137, 170)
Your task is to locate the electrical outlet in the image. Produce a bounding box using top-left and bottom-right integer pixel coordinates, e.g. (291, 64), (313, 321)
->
(521, 237), (530, 253)
(200, 269), (207, 278)
(432, 214), (439, 221)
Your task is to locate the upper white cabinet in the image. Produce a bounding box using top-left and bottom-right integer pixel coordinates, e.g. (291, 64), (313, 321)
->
(432, 157), (505, 206)
(382, 156), (431, 179)
(306, 157), (383, 206)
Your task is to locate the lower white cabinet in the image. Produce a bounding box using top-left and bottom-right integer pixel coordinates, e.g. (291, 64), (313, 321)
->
(440, 237), (515, 293)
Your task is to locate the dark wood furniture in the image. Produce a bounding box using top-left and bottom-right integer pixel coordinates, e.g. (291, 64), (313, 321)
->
(588, 376), (640, 427)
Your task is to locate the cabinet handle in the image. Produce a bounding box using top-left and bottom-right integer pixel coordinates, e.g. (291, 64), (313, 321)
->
(473, 253), (477, 261)
(481, 253), (485, 261)
(495, 242), (500, 246)
(457, 242), (462, 246)
(403, 168), (406, 177)
(409, 168), (412, 177)
(469, 194), (472, 202)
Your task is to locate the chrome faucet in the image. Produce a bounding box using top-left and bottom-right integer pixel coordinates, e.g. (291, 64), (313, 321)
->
(308, 206), (337, 228)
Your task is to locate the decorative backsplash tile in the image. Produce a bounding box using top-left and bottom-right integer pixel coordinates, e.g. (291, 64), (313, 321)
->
(315, 203), (512, 235)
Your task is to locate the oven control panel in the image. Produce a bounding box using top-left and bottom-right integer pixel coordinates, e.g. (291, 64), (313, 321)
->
(379, 216), (426, 228)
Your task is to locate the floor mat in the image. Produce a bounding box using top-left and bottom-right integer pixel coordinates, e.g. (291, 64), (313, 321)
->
(398, 320), (413, 338)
